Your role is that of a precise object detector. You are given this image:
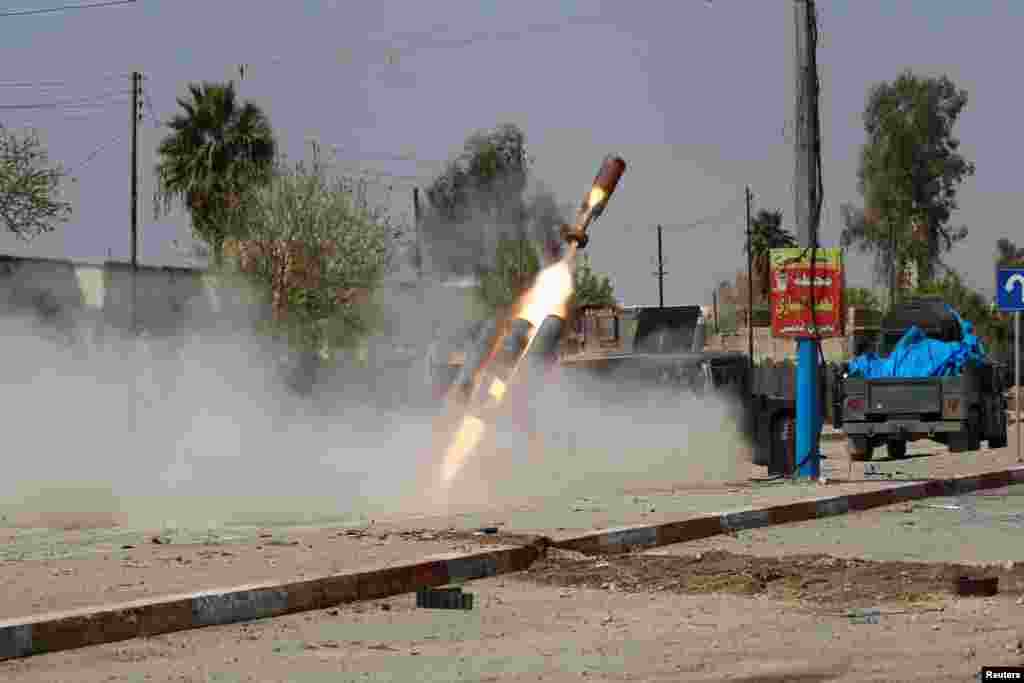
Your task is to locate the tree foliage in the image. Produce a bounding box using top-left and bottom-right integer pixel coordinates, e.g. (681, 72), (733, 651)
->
(914, 270), (1011, 356)
(223, 151), (402, 356)
(745, 208), (796, 301)
(996, 238), (1024, 266)
(0, 125), (72, 238)
(154, 81), (276, 263)
(425, 123), (530, 223)
(475, 235), (540, 315)
(844, 287), (883, 313)
(841, 70), (975, 285)
(420, 123), (554, 277)
(571, 253), (616, 309)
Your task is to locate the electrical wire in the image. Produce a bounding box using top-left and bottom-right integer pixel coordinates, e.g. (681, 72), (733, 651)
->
(0, 90), (131, 111)
(0, 74), (131, 89)
(66, 133), (125, 175)
(140, 87), (164, 127)
(659, 193), (747, 233)
(0, 0), (136, 17)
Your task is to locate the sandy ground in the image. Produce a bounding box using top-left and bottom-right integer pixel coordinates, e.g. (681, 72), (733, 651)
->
(0, 526), (512, 620)
(3, 564), (1022, 683)
(1, 431), (1020, 621)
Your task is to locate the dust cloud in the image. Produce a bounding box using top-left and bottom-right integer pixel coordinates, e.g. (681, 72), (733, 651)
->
(438, 357), (750, 511)
(0, 269), (749, 536)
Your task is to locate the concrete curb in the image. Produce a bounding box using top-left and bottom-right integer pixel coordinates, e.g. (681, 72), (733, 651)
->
(5, 463), (1024, 661)
(0, 542), (545, 662)
(554, 465), (1024, 555)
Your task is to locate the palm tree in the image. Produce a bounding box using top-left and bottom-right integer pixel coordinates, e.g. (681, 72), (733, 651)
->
(745, 209), (796, 301)
(154, 81), (276, 264)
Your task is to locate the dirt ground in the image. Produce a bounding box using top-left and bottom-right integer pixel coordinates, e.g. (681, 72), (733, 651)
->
(1, 430), (1019, 622)
(526, 547), (1024, 612)
(4, 554), (1023, 683)
(0, 525), (508, 619)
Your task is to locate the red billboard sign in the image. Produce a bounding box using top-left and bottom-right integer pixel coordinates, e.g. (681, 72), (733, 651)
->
(769, 247), (844, 338)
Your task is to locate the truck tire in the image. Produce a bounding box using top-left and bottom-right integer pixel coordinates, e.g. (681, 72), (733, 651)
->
(967, 407), (982, 451)
(886, 439), (908, 460)
(988, 409), (1009, 449)
(770, 414), (795, 475)
(949, 408), (982, 453)
(848, 436), (873, 462)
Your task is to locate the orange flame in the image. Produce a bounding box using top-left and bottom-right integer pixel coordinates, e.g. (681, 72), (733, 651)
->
(587, 185), (608, 209)
(515, 258), (574, 327)
(438, 248), (578, 488)
(440, 415), (486, 487)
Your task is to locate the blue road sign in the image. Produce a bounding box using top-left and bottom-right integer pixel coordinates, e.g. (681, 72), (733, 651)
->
(996, 266), (1024, 313)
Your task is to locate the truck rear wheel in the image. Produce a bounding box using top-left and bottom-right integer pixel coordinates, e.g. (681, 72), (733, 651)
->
(988, 408), (1009, 449)
(848, 436), (873, 462)
(886, 439), (908, 460)
(949, 408), (982, 453)
(768, 414), (795, 475)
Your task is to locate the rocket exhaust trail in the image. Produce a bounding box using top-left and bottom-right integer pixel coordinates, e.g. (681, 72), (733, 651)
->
(437, 156), (624, 489)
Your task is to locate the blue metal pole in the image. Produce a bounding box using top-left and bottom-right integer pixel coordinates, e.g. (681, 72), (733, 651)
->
(796, 338), (821, 478)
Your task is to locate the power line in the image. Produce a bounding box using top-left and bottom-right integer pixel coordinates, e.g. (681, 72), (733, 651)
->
(659, 194), (746, 233)
(0, 0), (136, 17)
(139, 86), (164, 127)
(0, 73), (131, 89)
(67, 133), (125, 175)
(0, 90), (131, 111)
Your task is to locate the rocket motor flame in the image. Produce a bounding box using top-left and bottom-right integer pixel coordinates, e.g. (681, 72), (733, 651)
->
(440, 252), (577, 489)
(438, 154), (625, 490)
(515, 258), (575, 327)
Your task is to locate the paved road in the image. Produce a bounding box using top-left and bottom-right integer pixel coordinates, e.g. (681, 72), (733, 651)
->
(647, 483), (1024, 567)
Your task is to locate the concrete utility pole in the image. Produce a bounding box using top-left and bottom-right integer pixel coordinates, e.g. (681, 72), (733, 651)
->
(793, 0), (822, 479)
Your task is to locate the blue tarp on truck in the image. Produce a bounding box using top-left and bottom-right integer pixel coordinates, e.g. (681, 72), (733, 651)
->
(847, 305), (988, 379)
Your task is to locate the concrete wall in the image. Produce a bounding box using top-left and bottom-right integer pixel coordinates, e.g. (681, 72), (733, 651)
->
(705, 327), (849, 363)
(0, 255), (476, 355)
(0, 256), (272, 344)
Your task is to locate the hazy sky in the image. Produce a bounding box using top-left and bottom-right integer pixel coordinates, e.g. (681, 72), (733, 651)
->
(1, 0), (1020, 307)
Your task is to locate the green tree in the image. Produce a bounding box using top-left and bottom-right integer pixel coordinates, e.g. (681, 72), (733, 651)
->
(226, 151), (402, 359)
(425, 123), (529, 222)
(571, 253), (616, 309)
(153, 81), (276, 264)
(844, 287), (883, 313)
(0, 125), (71, 238)
(914, 270), (1011, 356)
(475, 235), (540, 315)
(422, 123), (537, 276)
(744, 209), (796, 301)
(841, 70), (975, 286)
(996, 238), (1024, 266)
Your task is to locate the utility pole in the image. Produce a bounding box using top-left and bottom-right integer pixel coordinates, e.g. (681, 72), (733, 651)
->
(793, 0), (822, 480)
(413, 187), (423, 281)
(712, 290), (719, 335)
(746, 186), (754, 368)
(130, 70), (141, 333)
(655, 225), (666, 308)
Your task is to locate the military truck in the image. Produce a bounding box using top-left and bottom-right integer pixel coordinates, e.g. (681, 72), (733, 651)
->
(436, 305), (843, 476)
(560, 305), (844, 476)
(835, 297), (1009, 461)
